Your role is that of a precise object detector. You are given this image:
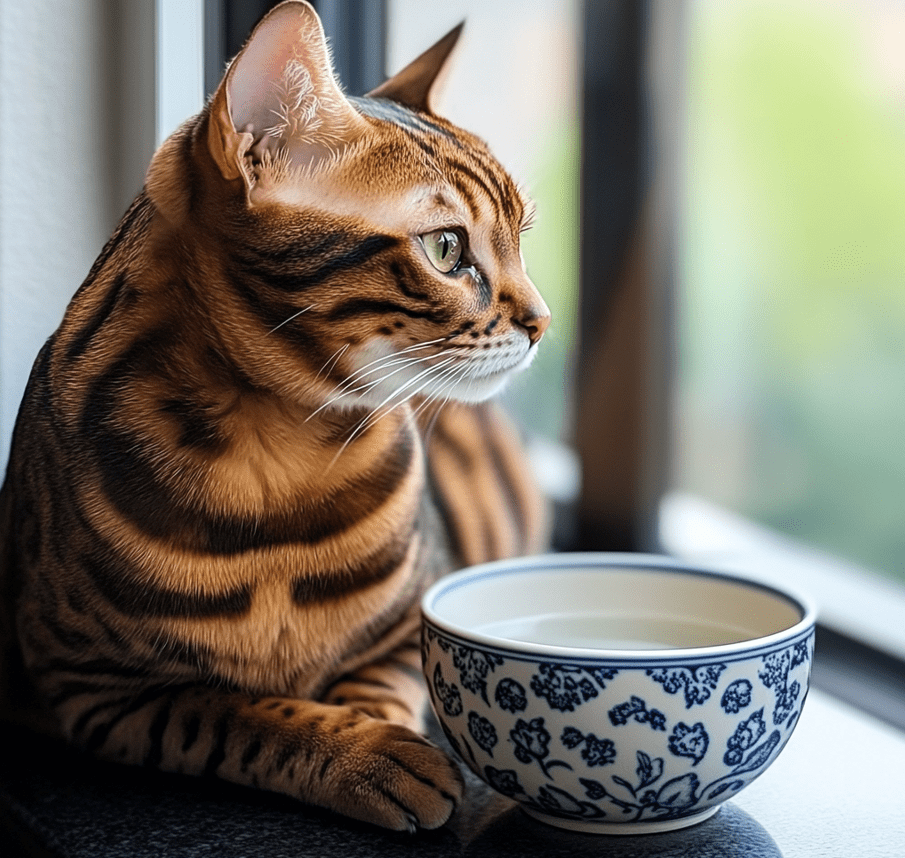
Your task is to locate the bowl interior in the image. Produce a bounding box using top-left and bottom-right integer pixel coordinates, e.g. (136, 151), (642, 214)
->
(427, 560), (806, 651)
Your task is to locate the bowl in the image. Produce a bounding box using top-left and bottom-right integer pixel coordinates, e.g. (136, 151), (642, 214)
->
(421, 553), (815, 835)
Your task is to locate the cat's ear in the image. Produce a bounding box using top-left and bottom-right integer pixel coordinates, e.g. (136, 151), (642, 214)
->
(366, 22), (463, 115)
(206, 0), (367, 184)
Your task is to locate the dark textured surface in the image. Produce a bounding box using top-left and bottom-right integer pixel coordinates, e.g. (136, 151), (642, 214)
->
(0, 720), (783, 858)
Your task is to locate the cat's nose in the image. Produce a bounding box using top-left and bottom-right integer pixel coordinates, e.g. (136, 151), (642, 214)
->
(514, 307), (551, 345)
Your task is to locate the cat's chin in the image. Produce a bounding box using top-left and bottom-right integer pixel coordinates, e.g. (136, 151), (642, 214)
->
(440, 373), (513, 404)
(432, 349), (541, 403)
(431, 346), (539, 404)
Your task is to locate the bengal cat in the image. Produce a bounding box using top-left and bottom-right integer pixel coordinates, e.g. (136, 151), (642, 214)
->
(0, 0), (550, 831)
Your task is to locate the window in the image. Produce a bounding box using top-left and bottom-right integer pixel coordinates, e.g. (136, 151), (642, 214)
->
(522, 0), (904, 724)
(654, 0), (905, 726)
(674, 0), (905, 590)
(385, 0), (905, 724)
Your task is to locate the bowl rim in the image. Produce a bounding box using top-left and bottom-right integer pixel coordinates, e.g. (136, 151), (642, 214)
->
(421, 552), (818, 664)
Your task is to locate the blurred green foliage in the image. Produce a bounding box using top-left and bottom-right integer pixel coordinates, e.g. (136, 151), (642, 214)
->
(505, 116), (580, 441)
(680, 1), (905, 580)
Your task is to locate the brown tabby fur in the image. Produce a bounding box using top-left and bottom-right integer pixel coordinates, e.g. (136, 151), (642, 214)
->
(0, 1), (549, 831)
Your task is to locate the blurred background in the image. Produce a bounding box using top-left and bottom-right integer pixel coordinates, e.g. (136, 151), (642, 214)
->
(677, 0), (905, 587)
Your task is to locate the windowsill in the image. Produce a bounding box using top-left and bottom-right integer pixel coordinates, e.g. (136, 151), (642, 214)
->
(659, 491), (905, 661)
(730, 687), (905, 856)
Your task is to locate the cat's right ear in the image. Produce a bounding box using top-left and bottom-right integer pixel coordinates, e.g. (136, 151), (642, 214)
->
(205, 0), (367, 187)
(366, 22), (464, 114)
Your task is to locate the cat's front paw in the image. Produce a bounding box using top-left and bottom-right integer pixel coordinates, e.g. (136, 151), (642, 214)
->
(328, 720), (464, 831)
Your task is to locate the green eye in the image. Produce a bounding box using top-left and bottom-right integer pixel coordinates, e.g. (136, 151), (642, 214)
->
(420, 229), (463, 273)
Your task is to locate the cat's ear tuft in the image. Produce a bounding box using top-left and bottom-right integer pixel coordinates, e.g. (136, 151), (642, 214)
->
(206, 0), (367, 185)
(366, 22), (464, 115)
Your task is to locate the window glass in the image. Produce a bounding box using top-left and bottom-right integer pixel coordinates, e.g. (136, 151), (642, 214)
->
(675, 0), (905, 583)
(387, 0), (581, 441)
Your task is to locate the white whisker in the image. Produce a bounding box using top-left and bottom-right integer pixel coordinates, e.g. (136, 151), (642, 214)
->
(342, 338), (446, 382)
(307, 351), (443, 422)
(413, 363), (465, 418)
(307, 345), (466, 422)
(351, 357), (458, 434)
(267, 304), (315, 334)
(343, 350), (443, 388)
(430, 363), (471, 413)
(326, 356), (460, 469)
(315, 342), (349, 381)
(416, 360), (476, 440)
(378, 356), (458, 409)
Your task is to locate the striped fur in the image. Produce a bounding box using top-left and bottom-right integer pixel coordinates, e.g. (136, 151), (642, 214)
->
(0, 1), (549, 831)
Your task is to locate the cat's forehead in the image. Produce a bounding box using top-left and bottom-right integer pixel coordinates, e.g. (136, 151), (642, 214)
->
(254, 175), (508, 243)
(250, 105), (533, 244)
(351, 99), (532, 235)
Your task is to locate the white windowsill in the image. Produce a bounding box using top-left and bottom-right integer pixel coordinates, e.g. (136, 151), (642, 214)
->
(736, 687), (905, 855)
(659, 491), (905, 660)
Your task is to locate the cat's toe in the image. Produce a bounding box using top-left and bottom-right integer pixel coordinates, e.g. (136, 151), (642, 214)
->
(332, 721), (464, 831)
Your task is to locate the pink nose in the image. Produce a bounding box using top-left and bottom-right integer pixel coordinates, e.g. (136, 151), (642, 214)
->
(514, 307), (551, 345)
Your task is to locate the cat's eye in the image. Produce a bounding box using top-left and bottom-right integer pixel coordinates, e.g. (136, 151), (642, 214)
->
(420, 229), (464, 273)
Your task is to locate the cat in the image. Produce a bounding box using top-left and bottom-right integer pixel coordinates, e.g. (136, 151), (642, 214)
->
(0, 0), (549, 832)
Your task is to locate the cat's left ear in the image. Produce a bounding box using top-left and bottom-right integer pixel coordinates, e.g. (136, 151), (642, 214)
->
(366, 22), (464, 115)
(205, 0), (367, 185)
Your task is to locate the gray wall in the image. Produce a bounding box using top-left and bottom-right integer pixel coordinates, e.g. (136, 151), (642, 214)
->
(0, 1), (175, 470)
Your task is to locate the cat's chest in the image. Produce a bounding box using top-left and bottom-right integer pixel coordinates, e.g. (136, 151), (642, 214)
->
(78, 398), (434, 692)
(230, 570), (418, 693)
(147, 445), (428, 695)
(156, 527), (423, 695)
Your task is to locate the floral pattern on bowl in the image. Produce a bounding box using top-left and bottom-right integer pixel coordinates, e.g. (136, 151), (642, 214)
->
(422, 622), (814, 833)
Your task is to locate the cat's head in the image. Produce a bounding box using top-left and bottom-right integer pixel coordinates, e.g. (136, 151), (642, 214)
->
(146, 0), (549, 411)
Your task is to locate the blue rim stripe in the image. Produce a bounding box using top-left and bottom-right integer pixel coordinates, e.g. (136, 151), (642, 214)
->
(423, 619), (814, 667)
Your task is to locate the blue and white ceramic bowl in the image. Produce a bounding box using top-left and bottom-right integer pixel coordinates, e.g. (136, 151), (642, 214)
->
(421, 553), (816, 835)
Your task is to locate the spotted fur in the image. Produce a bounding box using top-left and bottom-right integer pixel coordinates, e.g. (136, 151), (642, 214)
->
(0, 1), (549, 831)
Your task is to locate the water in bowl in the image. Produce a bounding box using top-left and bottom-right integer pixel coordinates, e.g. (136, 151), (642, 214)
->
(475, 612), (753, 650)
